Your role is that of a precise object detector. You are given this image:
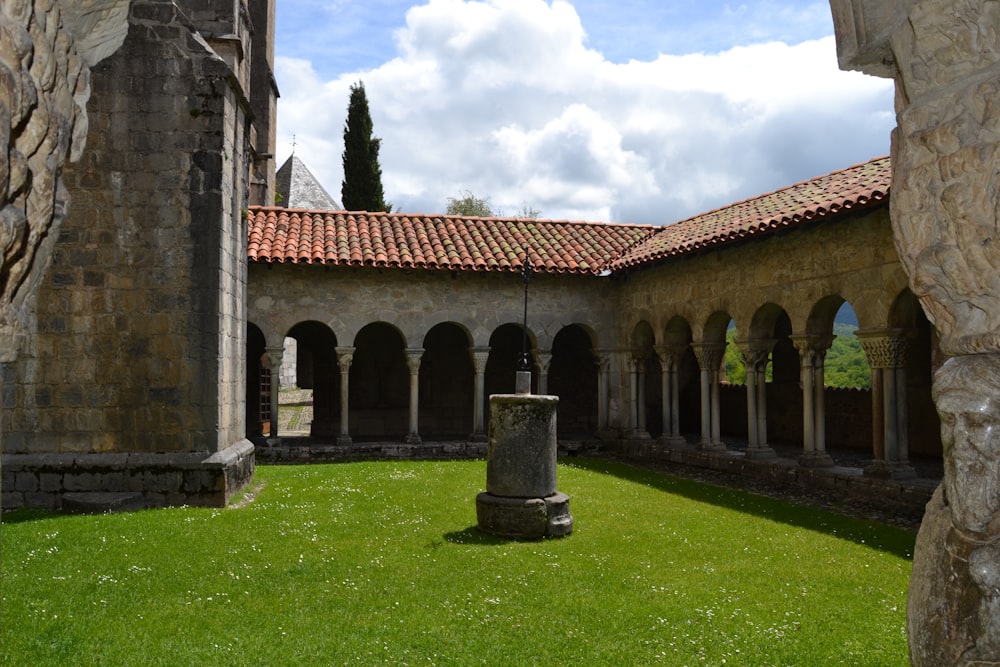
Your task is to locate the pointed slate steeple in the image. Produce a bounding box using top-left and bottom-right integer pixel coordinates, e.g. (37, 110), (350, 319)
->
(275, 155), (341, 210)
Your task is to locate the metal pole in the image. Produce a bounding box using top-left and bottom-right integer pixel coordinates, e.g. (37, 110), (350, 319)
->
(518, 251), (532, 372)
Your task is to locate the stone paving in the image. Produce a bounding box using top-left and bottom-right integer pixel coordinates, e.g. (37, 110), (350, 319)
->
(277, 388), (313, 436)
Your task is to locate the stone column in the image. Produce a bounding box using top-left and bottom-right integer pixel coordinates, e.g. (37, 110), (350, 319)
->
(335, 346), (355, 445)
(667, 345), (686, 445)
(627, 353), (651, 440)
(265, 345), (284, 440)
(593, 351), (610, 434)
(857, 331), (916, 479)
(628, 355), (640, 434)
(470, 346), (490, 441)
(637, 355), (648, 435)
(692, 342), (726, 451)
(654, 345), (672, 444)
(404, 348), (423, 444)
(791, 336), (834, 467)
(737, 339), (776, 459)
(830, 2), (1000, 660)
(534, 350), (552, 395)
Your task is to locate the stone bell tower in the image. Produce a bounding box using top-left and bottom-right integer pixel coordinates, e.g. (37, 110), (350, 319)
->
(2, 0), (277, 510)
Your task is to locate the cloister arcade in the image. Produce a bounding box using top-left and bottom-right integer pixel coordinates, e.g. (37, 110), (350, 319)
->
(245, 157), (941, 479)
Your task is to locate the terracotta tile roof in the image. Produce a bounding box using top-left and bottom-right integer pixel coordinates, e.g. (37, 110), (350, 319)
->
(611, 156), (891, 270)
(247, 209), (657, 275)
(247, 156), (891, 275)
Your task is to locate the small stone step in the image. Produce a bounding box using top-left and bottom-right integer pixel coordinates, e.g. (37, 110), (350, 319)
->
(62, 492), (145, 514)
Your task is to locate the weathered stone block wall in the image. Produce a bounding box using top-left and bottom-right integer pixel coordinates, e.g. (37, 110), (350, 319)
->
(248, 264), (620, 353)
(824, 387), (873, 451)
(616, 208), (908, 338)
(2, 1), (255, 508)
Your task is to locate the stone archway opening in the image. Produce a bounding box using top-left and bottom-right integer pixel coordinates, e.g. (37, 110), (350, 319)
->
(286, 321), (338, 439)
(419, 322), (474, 440)
(889, 289), (941, 472)
(246, 322), (267, 440)
(549, 324), (599, 439)
(351, 322), (409, 441)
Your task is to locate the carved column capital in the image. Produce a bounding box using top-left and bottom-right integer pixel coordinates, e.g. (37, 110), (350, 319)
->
(790, 334), (834, 366)
(264, 345), (284, 370)
(404, 347), (424, 373)
(470, 346), (491, 373)
(592, 349), (611, 372)
(735, 338), (776, 371)
(691, 341), (726, 371)
(336, 346), (355, 371)
(857, 329), (909, 369)
(534, 349), (553, 372)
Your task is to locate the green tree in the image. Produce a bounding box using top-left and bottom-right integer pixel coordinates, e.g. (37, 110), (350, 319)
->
(341, 81), (391, 212)
(824, 323), (872, 388)
(446, 191), (494, 217)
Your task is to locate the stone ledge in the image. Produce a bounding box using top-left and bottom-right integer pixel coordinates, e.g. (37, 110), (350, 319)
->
(620, 439), (936, 521)
(1, 440), (255, 511)
(254, 440), (488, 463)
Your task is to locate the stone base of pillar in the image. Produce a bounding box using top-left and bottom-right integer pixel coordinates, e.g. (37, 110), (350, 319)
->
(745, 445), (776, 460)
(265, 437), (281, 447)
(336, 434), (353, 446)
(0, 440), (255, 511)
(658, 434), (691, 448)
(864, 460), (891, 478)
(476, 491), (573, 539)
(626, 430), (652, 441)
(798, 452), (835, 468)
(404, 433), (422, 444)
(891, 463), (918, 480)
(698, 440), (727, 452)
(469, 432), (487, 443)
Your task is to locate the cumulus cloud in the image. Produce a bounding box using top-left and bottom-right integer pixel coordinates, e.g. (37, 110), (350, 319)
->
(275, 0), (894, 225)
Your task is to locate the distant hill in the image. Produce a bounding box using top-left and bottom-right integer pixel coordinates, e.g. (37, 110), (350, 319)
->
(723, 322), (870, 388)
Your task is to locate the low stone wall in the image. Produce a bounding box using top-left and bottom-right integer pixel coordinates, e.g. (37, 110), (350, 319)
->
(255, 440), (488, 464)
(618, 439), (937, 518)
(1, 440), (255, 511)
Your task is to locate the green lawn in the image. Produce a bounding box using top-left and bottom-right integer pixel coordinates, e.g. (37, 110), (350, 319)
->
(1, 459), (914, 666)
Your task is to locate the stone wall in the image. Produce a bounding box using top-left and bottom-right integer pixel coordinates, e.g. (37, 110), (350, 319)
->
(0, 1), (129, 361)
(615, 207), (908, 339)
(2, 1), (260, 509)
(249, 264), (620, 351)
(248, 204), (943, 465)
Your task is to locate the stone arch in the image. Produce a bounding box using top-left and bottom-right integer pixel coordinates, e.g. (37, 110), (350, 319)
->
(889, 289), (941, 460)
(549, 324), (598, 438)
(630, 321), (661, 438)
(287, 321), (339, 438)
(246, 321), (267, 439)
(419, 322), (474, 439)
(811, 298), (874, 452)
(806, 294), (846, 337)
(663, 316), (700, 437)
(351, 322), (409, 440)
(746, 304), (800, 445)
(485, 323), (538, 419)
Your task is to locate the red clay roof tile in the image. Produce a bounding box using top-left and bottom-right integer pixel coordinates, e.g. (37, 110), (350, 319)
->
(611, 156), (891, 270)
(247, 156), (890, 274)
(247, 209), (657, 275)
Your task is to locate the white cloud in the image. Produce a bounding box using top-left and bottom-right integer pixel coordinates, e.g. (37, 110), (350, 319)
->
(275, 0), (894, 225)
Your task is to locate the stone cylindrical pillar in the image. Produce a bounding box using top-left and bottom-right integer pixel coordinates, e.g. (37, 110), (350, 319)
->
(477, 392), (573, 539)
(486, 394), (558, 498)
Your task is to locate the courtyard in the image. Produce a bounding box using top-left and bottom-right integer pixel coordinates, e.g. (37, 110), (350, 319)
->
(1, 459), (914, 665)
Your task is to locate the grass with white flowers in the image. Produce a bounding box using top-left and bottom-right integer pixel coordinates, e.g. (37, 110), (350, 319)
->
(1, 459), (915, 666)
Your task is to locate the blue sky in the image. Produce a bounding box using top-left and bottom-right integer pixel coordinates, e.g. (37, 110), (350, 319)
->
(273, 1), (893, 224)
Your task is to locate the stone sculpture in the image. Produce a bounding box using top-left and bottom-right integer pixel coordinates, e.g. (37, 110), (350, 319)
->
(830, 0), (1000, 662)
(0, 0), (129, 362)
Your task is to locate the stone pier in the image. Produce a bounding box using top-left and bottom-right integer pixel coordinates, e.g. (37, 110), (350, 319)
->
(476, 392), (573, 539)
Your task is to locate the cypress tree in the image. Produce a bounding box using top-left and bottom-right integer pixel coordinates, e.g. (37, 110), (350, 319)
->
(341, 81), (390, 212)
